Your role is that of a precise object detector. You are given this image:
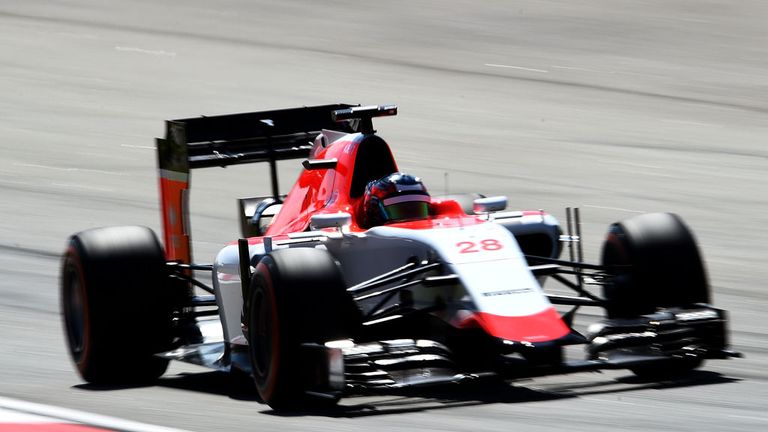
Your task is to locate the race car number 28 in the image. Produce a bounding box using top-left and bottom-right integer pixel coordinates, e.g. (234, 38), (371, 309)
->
(456, 239), (504, 253)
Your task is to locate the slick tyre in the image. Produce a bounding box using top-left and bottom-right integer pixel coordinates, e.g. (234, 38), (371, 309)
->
(600, 212), (710, 318)
(61, 226), (173, 384)
(247, 248), (360, 411)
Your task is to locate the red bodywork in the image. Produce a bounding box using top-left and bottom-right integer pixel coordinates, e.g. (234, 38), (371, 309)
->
(265, 134), (478, 236)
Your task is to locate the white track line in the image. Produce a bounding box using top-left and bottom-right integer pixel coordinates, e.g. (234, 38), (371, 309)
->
(551, 65), (612, 73)
(0, 407), (59, 424)
(13, 163), (124, 176)
(121, 144), (156, 150)
(727, 414), (768, 423)
(0, 396), (190, 432)
(581, 204), (646, 214)
(484, 63), (549, 73)
(115, 46), (176, 57)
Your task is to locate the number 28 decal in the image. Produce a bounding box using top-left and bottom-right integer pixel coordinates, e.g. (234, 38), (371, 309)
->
(456, 239), (504, 253)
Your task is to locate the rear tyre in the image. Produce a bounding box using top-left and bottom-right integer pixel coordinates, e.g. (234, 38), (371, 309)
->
(61, 226), (173, 384)
(600, 212), (709, 319)
(248, 248), (360, 411)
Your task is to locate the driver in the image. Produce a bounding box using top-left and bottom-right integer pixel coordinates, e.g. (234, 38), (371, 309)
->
(359, 172), (431, 228)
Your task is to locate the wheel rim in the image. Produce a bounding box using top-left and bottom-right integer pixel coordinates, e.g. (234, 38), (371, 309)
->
(63, 263), (86, 360)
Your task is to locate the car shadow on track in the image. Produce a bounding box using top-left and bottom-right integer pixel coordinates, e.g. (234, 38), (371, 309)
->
(267, 370), (739, 418)
(74, 369), (739, 418)
(74, 371), (261, 401)
(293, 380), (574, 418)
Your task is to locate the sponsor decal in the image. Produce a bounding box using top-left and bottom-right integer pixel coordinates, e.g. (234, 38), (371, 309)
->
(482, 288), (534, 297)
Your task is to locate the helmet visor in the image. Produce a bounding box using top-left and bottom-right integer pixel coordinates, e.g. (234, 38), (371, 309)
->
(381, 196), (430, 222)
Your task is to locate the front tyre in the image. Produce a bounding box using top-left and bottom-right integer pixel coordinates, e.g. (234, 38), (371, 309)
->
(248, 248), (360, 410)
(61, 226), (173, 384)
(601, 212), (710, 318)
(600, 213), (710, 377)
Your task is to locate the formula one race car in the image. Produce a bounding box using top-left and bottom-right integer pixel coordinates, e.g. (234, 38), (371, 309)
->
(60, 104), (739, 410)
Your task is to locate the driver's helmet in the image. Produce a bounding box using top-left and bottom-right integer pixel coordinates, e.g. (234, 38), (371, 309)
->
(360, 172), (430, 228)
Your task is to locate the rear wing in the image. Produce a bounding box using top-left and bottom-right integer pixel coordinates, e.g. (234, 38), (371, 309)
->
(156, 103), (357, 263)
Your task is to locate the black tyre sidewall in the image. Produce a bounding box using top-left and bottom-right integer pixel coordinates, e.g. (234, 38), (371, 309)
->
(61, 226), (172, 383)
(247, 248), (360, 410)
(601, 213), (710, 318)
(249, 257), (292, 404)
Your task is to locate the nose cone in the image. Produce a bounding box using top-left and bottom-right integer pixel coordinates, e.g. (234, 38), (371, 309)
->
(467, 308), (571, 343)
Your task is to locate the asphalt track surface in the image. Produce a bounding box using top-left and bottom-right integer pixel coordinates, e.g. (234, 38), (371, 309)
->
(1, 1), (767, 431)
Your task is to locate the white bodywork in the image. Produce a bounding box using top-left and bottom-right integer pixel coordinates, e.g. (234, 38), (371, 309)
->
(213, 219), (558, 348)
(366, 224), (552, 318)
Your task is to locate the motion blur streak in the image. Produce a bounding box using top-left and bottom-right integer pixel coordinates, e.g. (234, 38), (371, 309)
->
(0, 1), (766, 431)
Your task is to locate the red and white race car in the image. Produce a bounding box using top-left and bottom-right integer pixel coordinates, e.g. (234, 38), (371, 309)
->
(61, 104), (738, 410)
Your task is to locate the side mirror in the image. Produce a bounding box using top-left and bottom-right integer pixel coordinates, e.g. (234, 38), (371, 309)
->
(473, 196), (508, 214)
(238, 197), (282, 237)
(252, 201), (283, 236)
(310, 212), (352, 231)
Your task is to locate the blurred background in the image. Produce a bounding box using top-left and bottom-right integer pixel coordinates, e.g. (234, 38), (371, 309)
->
(1, 1), (766, 431)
